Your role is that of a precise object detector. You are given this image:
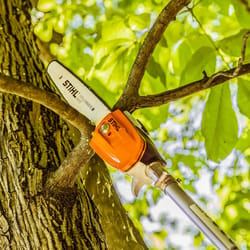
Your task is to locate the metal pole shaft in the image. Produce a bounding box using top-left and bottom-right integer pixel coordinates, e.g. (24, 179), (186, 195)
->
(164, 181), (239, 250)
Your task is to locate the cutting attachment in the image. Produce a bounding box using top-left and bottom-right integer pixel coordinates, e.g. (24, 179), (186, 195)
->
(47, 61), (110, 124)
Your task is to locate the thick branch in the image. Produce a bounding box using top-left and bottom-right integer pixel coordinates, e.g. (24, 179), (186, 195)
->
(240, 0), (250, 12)
(133, 63), (250, 109)
(45, 135), (94, 194)
(0, 73), (95, 192)
(114, 0), (191, 111)
(0, 73), (94, 133)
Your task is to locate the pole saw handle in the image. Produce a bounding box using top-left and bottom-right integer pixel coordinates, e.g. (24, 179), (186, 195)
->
(89, 109), (239, 249)
(147, 162), (239, 250)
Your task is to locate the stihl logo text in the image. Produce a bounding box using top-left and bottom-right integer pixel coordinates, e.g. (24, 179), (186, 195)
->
(62, 80), (80, 98)
(108, 118), (120, 131)
(62, 79), (95, 112)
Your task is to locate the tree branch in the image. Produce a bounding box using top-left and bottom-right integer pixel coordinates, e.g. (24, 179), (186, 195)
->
(132, 31), (250, 110)
(133, 63), (250, 109)
(0, 74), (95, 193)
(114, 0), (191, 111)
(240, 0), (250, 12)
(239, 31), (250, 67)
(45, 134), (94, 195)
(0, 73), (94, 133)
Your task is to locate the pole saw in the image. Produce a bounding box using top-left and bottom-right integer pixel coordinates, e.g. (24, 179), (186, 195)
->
(47, 60), (239, 250)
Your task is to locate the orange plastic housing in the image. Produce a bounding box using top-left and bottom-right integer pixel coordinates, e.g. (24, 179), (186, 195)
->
(90, 110), (145, 172)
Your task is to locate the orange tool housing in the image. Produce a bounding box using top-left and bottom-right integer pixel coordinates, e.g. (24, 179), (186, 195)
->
(90, 110), (145, 172)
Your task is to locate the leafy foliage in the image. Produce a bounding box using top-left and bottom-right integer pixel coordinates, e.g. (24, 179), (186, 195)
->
(34, 0), (250, 249)
(201, 84), (238, 162)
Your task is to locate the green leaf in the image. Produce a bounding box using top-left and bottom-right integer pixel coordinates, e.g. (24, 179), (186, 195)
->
(177, 154), (200, 169)
(88, 78), (118, 108)
(231, 0), (250, 29)
(157, 128), (168, 141)
(140, 68), (168, 96)
(107, 51), (127, 91)
(237, 78), (250, 119)
(54, 15), (67, 34)
(235, 124), (250, 153)
(194, 232), (204, 247)
(180, 47), (216, 86)
(212, 168), (219, 186)
(201, 84), (238, 162)
(134, 104), (169, 131)
(97, 44), (128, 70)
(101, 17), (135, 41)
(159, 36), (168, 48)
(128, 13), (151, 31)
(152, 189), (162, 204)
(34, 21), (53, 42)
(164, 20), (185, 46)
(171, 40), (192, 75)
(147, 57), (166, 86)
(153, 230), (168, 242)
(218, 29), (250, 58)
(93, 39), (133, 66)
(185, 32), (213, 52)
(37, 0), (56, 12)
(193, 2), (217, 25)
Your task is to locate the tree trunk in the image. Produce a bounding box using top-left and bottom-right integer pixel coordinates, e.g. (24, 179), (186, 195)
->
(0, 1), (146, 249)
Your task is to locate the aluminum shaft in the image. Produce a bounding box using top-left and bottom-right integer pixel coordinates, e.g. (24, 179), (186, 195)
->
(165, 181), (238, 250)
(147, 164), (238, 249)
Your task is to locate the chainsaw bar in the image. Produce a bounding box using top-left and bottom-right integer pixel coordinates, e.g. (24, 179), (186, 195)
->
(47, 60), (110, 124)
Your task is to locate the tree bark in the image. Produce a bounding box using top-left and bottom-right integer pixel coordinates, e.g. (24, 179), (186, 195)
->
(0, 1), (146, 249)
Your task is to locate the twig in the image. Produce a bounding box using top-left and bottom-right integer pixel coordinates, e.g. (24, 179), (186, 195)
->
(114, 0), (191, 111)
(129, 31), (250, 110)
(204, 31), (250, 86)
(239, 31), (250, 68)
(133, 63), (250, 109)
